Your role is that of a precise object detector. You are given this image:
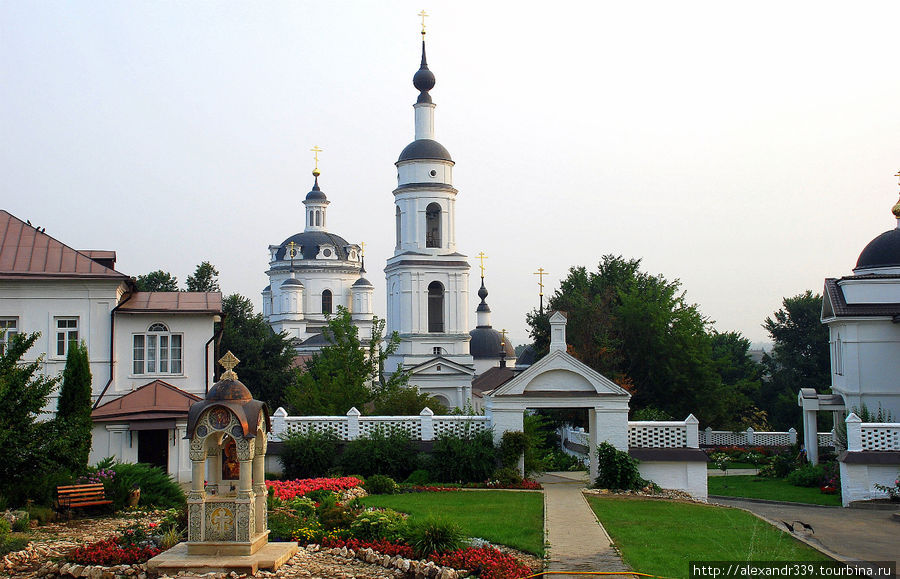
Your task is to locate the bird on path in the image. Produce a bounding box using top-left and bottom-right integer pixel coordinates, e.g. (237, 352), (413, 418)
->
(794, 520), (815, 533)
(781, 520), (795, 532)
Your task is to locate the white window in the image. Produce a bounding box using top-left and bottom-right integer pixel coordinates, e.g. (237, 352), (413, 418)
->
(0, 317), (18, 355)
(55, 317), (79, 357)
(133, 323), (183, 375)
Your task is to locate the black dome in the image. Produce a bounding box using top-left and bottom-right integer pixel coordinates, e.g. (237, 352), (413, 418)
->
(398, 139), (452, 163)
(275, 231), (354, 261)
(413, 67), (435, 93)
(516, 345), (536, 367)
(855, 227), (900, 271)
(305, 177), (327, 201)
(469, 327), (515, 359)
(281, 277), (304, 287)
(353, 276), (373, 287)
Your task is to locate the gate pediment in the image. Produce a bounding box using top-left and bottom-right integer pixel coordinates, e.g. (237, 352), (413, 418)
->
(489, 350), (630, 400)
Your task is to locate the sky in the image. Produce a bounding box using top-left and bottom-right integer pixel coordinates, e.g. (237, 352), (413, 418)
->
(3, 1), (900, 348)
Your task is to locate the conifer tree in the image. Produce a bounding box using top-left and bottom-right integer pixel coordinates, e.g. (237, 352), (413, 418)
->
(57, 340), (93, 474)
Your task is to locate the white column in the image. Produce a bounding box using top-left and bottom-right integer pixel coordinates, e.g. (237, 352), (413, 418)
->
(420, 407), (434, 441)
(347, 407), (361, 440)
(272, 407), (288, 441)
(414, 103), (435, 140)
(685, 414), (699, 448)
(845, 413), (862, 452)
(803, 409), (820, 464)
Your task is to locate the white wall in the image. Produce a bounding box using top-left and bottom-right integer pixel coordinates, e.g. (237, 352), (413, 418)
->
(638, 461), (708, 501)
(839, 461), (900, 506)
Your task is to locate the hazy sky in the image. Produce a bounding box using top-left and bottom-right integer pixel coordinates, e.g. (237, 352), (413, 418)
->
(3, 1), (899, 347)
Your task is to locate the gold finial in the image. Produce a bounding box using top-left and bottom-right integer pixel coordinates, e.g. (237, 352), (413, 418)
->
(287, 241), (299, 259)
(311, 145), (323, 177)
(499, 328), (509, 348)
(533, 267), (548, 297)
(218, 351), (240, 381)
(893, 170), (900, 219)
(476, 252), (488, 277)
(360, 241), (366, 257)
(418, 9), (428, 37)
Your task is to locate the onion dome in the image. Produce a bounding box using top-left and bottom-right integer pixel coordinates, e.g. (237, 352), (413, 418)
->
(854, 195), (900, 272)
(476, 280), (490, 313)
(305, 176), (327, 201)
(470, 327), (516, 359)
(398, 139), (452, 162)
(186, 351), (270, 439)
(274, 231), (354, 261)
(413, 41), (435, 103)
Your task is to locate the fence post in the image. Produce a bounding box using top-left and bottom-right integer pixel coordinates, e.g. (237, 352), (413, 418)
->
(685, 414), (699, 448)
(845, 413), (862, 451)
(272, 407), (288, 441)
(420, 407), (435, 441)
(704, 426), (712, 446)
(746, 427), (755, 445)
(347, 407), (361, 440)
(788, 427), (797, 444)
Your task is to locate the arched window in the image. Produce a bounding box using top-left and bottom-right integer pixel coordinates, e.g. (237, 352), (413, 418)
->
(133, 323), (182, 375)
(322, 289), (332, 314)
(309, 211), (314, 226)
(395, 206), (401, 248)
(315, 211), (321, 226)
(428, 281), (444, 333)
(426, 203), (441, 248)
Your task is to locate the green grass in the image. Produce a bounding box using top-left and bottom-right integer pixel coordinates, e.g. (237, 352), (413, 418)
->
(587, 496), (831, 578)
(361, 491), (544, 555)
(708, 475), (842, 506)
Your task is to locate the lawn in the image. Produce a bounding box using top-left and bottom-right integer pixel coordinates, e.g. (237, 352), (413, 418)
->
(708, 475), (842, 506)
(707, 461), (757, 470)
(587, 496), (831, 578)
(361, 491), (544, 555)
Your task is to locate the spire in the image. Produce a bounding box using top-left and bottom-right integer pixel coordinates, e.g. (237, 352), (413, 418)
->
(893, 169), (900, 227)
(413, 40), (436, 103)
(476, 276), (492, 328)
(303, 145), (329, 232)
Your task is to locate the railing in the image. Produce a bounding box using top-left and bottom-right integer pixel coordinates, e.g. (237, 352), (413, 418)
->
(845, 413), (900, 451)
(561, 416), (701, 454)
(270, 407), (490, 442)
(699, 427), (832, 447)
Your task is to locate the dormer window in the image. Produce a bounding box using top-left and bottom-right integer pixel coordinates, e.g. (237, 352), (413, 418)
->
(133, 323), (183, 375)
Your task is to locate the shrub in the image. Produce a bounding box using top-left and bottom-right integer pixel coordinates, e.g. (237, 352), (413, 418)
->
(105, 462), (185, 510)
(430, 546), (533, 579)
(406, 517), (465, 557)
(11, 513), (29, 532)
(0, 518), (10, 542)
(365, 475), (398, 495)
(350, 509), (407, 541)
(594, 442), (647, 491)
(24, 505), (54, 525)
(320, 537), (415, 558)
(404, 469), (431, 485)
(318, 504), (354, 531)
(280, 429), (340, 479)
(491, 467), (522, 486)
(68, 538), (160, 565)
(340, 427), (418, 480)
(498, 431), (528, 470)
(268, 506), (305, 541)
(787, 464), (825, 488)
(429, 428), (496, 483)
(758, 450), (798, 478)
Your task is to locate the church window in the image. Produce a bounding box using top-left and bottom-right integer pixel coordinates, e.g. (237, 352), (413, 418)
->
(426, 203), (441, 248)
(316, 211), (321, 226)
(309, 211), (314, 226)
(428, 281), (444, 333)
(395, 206), (401, 248)
(55, 317), (79, 357)
(322, 289), (333, 314)
(429, 170), (437, 177)
(133, 323), (183, 375)
(0, 317), (18, 355)
(323, 248), (332, 257)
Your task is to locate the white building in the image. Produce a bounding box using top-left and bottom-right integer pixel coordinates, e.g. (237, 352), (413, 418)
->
(384, 38), (475, 408)
(262, 172), (373, 354)
(0, 210), (221, 482)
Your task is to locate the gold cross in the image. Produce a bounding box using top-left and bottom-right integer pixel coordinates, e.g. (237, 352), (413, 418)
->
(418, 9), (428, 36)
(311, 145), (323, 172)
(533, 267), (548, 296)
(360, 241), (366, 257)
(500, 328), (509, 348)
(476, 252), (488, 277)
(218, 351), (240, 381)
(287, 241), (299, 259)
(895, 169), (900, 186)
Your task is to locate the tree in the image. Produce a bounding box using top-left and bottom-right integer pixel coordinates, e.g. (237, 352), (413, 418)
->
(57, 340), (93, 475)
(219, 294), (297, 410)
(526, 255), (737, 426)
(371, 385), (447, 415)
(187, 261), (220, 293)
(135, 270), (178, 292)
(0, 332), (68, 504)
(760, 291), (830, 430)
(709, 331), (767, 429)
(285, 307), (406, 415)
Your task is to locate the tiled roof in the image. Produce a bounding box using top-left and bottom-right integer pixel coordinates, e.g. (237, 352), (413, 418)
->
(116, 292), (223, 314)
(823, 277), (900, 318)
(0, 210), (129, 280)
(472, 366), (517, 397)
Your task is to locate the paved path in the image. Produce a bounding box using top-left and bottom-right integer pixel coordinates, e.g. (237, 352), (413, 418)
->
(537, 472), (632, 577)
(710, 497), (900, 569)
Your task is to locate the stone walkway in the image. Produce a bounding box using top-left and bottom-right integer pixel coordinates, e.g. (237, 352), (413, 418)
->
(537, 472), (632, 577)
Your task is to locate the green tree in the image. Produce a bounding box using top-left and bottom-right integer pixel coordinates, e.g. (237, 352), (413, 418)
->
(135, 270), (179, 292)
(57, 340), (93, 475)
(219, 294), (297, 410)
(0, 333), (68, 504)
(526, 255), (735, 426)
(285, 307), (406, 415)
(709, 331), (767, 429)
(186, 261), (220, 293)
(760, 291), (830, 430)
(371, 385), (447, 415)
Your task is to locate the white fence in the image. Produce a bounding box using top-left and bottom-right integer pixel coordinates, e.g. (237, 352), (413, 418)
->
(845, 414), (900, 451)
(700, 427), (834, 448)
(270, 407), (490, 442)
(561, 416), (701, 452)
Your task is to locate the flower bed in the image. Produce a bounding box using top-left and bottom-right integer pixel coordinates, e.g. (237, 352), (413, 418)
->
(430, 546), (532, 579)
(266, 476), (364, 501)
(67, 538), (160, 566)
(402, 480), (541, 493)
(320, 537), (416, 558)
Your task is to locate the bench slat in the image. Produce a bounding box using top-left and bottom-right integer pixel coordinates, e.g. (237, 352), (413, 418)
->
(57, 483), (110, 510)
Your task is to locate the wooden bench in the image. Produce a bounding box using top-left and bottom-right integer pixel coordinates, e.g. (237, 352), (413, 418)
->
(56, 483), (113, 510)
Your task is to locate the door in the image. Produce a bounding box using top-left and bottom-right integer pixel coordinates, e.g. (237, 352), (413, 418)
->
(137, 429), (169, 472)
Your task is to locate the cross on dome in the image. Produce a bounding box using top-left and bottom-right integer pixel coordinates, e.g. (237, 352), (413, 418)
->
(218, 351), (240, 381)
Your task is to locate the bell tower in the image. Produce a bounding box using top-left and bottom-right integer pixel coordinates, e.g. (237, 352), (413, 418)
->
(384, 15), (474, 408)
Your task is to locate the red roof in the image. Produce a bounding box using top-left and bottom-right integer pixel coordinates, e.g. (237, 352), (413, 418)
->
(92, 380), (202, 421)
(116, 292), (223, 314)
(0, 210), (129, 280)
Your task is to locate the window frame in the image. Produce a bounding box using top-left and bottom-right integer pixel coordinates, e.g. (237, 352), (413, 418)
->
(55, 317), (79, 357)
(0, 317), (18, 355)
(322, 289), (333, 315)
(132, 322), (184, 376)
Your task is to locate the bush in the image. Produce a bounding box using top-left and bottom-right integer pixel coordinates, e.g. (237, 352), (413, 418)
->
(404, 469), (431, 485)
(11, 513), (29, 532)
(406, 517), (465, 557)
(492, 467), (522, 486)
(350, 509), (407, 542)
(0, 518), (10, 542)
(24, 505), (54, 525)
(365, 475), (398, 495)
(340, 427), (418, 480)
(786, 464), (825, 488)
(429, 428), (496, 483)
(594, 442), (647, 491)
(104, 462), (185, 510)
(268, 506), (304, 541)
(498, 431), (528, 470)
(280, 429), (340, 479)
(758, 450), (798, 478)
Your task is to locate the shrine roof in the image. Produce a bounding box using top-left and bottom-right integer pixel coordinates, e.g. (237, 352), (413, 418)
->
(92, 380), (202, 421)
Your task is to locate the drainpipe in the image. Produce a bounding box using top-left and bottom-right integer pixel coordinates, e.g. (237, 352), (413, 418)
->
(93, 289), (134, 409)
